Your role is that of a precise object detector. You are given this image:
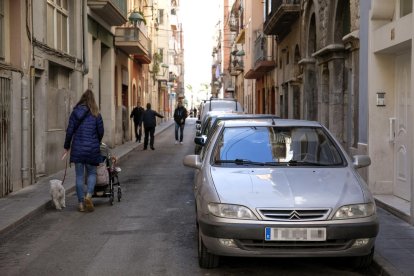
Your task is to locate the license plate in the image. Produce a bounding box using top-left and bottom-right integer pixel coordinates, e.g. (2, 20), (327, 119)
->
(265, 227), (326, 241)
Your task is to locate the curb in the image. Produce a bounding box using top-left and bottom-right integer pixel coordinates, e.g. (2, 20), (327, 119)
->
(372, 253), (402, 276)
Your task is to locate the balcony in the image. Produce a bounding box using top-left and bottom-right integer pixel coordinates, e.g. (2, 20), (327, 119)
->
(263, 0), (300, 42)
(244, 35), (276, 79)
(115, 27), (152, 64)
(233, 59), (244, 72)
(230, 61), (243, 76)
(88, 0), (127, 26)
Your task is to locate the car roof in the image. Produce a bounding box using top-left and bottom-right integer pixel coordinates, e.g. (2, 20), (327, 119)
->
(215, 113), (279, 120)
(201, 99), (242, 110)
(200, 98), (239, 107)
(220, 118), (323, 128)
(205, 110), (243, 117)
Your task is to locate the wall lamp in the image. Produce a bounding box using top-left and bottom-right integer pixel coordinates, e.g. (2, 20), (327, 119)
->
(160, 63), (169, 75)
(129, 10), (145, 27)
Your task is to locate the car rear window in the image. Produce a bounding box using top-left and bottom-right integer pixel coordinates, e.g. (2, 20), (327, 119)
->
(212, 126), (345, 167)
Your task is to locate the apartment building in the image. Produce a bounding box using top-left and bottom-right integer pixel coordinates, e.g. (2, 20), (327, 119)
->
(366, 0), (414, 224)
(0, 0), (183, 197)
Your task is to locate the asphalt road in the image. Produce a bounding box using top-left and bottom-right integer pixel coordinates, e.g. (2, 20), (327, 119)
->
(0, 118), (376, 275)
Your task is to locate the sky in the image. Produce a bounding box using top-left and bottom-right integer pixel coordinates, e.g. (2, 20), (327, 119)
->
(180, 0), (221, 95)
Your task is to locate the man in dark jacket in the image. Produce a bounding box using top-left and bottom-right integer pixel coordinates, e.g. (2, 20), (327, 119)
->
(130, 101), (144, 142)
(173, 101), (188, 144)
(142, 103), (164, 150)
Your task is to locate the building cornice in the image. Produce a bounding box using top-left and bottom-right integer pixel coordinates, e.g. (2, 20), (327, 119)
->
(312, 44), (345, 58)
(312, 44), (346, 64)
(343, 30), (360, 51)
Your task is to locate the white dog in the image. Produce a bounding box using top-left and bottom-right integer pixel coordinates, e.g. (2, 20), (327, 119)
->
(50, 179), (66, 210)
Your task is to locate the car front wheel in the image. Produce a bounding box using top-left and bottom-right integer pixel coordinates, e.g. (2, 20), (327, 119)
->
(198, 227), (219, 269)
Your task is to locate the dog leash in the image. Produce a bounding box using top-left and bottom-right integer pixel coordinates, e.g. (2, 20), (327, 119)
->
(62, 154), (68, 184)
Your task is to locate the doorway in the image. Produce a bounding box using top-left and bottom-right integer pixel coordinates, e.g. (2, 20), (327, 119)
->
(394, 52), (411, 201)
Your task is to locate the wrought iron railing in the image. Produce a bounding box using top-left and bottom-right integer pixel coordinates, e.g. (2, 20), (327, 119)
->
(253, 34), (271, 65)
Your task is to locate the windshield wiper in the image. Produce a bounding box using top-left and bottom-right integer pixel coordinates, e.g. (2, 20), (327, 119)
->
(215, 159), (288, 166)
(215, 159), (267, 166)
(215, 159), (332, 167)
(287, 160), (329, 166)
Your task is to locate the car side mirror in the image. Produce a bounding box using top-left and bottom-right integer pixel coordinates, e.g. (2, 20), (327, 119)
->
(183, 154), (202, 170)
(194, 136), (206, 146)
(353, 155), (371, 169)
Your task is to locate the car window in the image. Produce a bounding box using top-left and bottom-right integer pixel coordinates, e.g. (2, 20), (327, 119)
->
(212, 126), (344, 166)
(201, 117), (212, 136)
(201, 122), (223, 161)
(201, 100), (242, 121)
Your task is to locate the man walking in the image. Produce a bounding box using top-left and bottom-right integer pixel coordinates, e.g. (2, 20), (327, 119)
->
(173, 101), (188, 144)
(130, 101), (144, 142)
(142, 103), (164, 150)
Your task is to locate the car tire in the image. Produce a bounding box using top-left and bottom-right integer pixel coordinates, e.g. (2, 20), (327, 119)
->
(353, 247), (374, 269)
(198, 227), (219, 269)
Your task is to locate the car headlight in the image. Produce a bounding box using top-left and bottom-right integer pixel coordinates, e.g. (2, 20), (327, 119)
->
(208, 203), (257, 220)
(333, 203), (376, 219)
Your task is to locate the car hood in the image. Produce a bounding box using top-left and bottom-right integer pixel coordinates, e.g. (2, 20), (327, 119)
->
(210, 167), (365, 208)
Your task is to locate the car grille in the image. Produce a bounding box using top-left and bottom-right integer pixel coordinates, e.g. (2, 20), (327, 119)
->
(257, 208), (330, 221)
(237, 239), (352, 251)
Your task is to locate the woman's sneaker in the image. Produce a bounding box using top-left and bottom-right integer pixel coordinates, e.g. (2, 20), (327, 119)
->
(84, 196), (94, 212)
(78, 202), (85, 212)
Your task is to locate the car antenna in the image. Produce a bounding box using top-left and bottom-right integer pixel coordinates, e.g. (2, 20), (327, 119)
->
(271, 117), (276, 125)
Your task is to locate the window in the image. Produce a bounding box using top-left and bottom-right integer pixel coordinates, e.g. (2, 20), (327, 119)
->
(47, 0), (69, 53)
(401, 0), (412, 17)
(286, 50), (289, 65)
(0, 0), (4, 60)
(267, 0), (272, 15)
(48, 63), (70, 130)
(158, 9), (164, 25)
(158, 48), (164, 62)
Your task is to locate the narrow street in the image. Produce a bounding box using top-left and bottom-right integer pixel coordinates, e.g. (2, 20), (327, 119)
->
(0, 119), (375, 275)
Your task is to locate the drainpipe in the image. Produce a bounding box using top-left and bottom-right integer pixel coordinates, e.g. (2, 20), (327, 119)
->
(83, 0), (89, 75)
(21, 74), (30, 186)
(22, 0), (34, 186)
(30, 0), (35, 184)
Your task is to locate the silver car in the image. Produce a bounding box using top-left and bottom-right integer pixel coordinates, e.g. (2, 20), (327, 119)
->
(184, 118), (379, 269)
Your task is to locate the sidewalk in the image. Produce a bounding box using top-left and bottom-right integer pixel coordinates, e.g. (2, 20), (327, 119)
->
(0, 119), (174, 236)
(0, 118), (413, 275)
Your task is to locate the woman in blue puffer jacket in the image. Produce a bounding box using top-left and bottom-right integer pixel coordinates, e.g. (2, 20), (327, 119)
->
(63, 89), (104, 212)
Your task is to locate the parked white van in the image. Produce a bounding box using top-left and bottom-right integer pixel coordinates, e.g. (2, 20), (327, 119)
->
(198, 98), (243, 124)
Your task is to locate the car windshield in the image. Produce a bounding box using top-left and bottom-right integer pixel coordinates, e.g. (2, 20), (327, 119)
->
(212, 126), (345, 167)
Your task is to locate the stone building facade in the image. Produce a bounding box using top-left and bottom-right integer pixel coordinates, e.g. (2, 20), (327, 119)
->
(220, 0), (413, 224)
